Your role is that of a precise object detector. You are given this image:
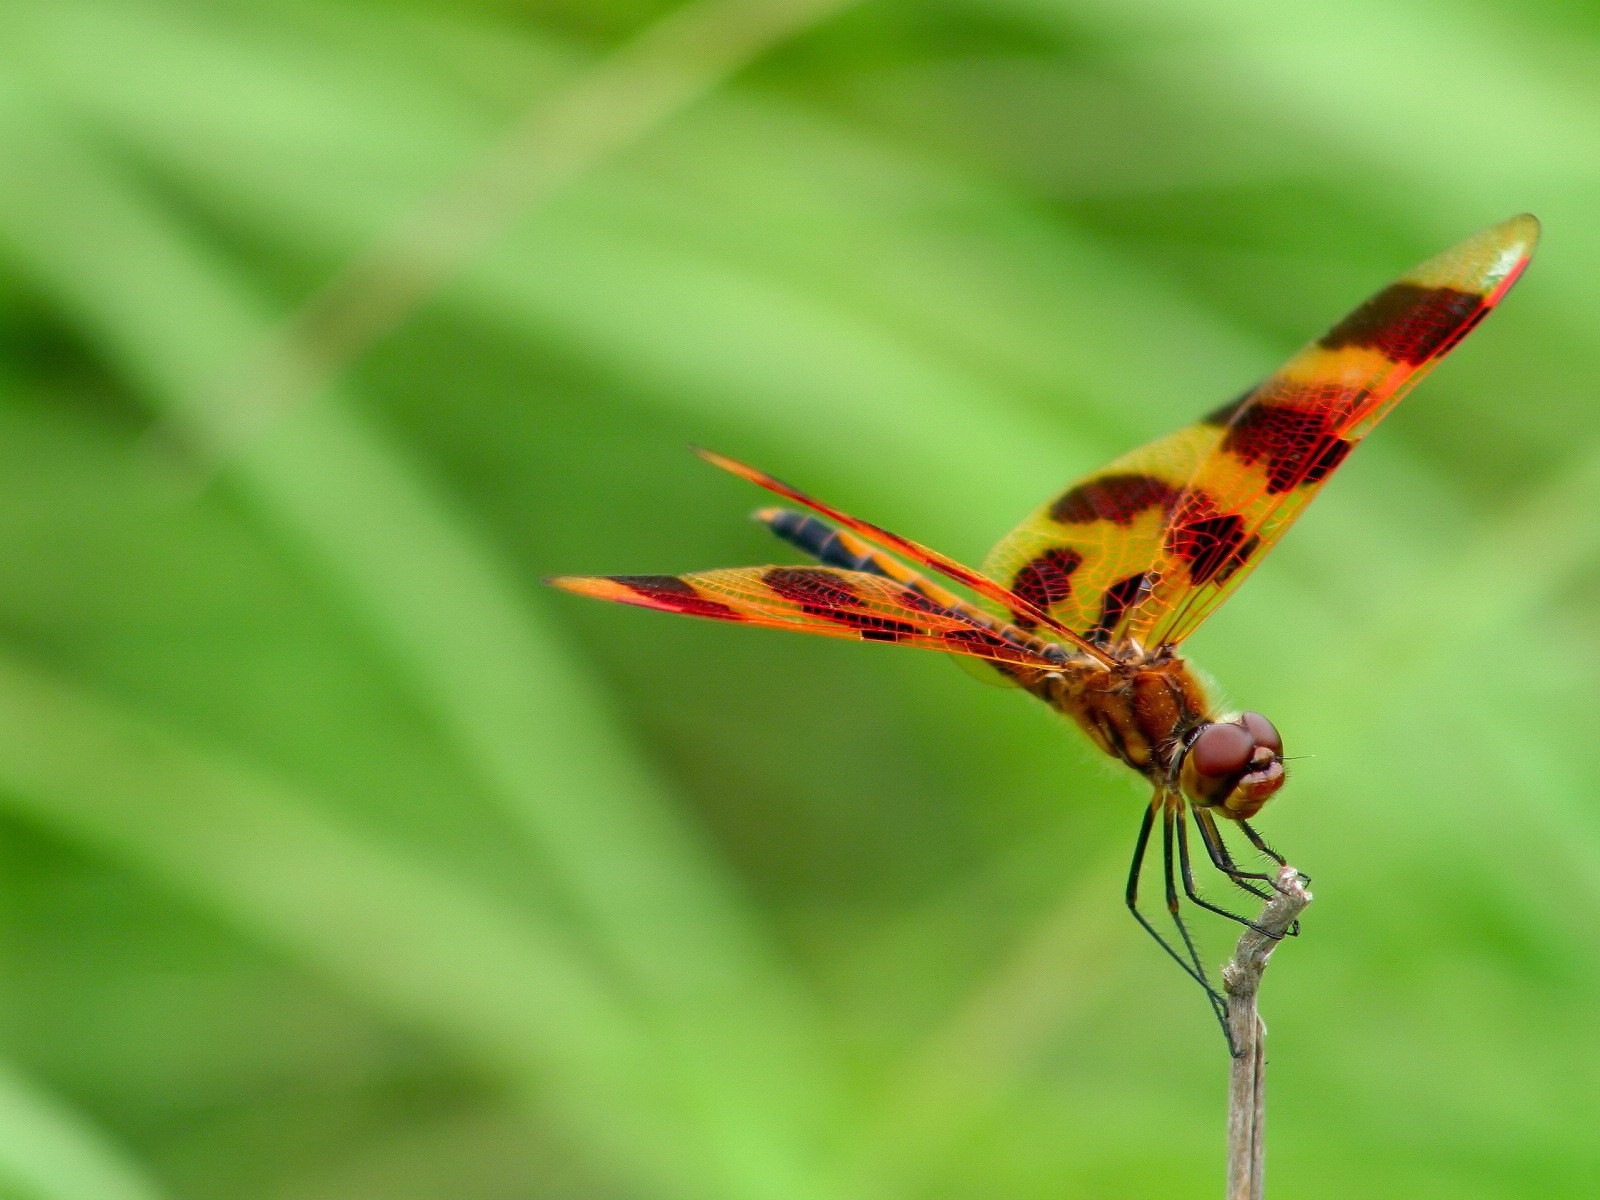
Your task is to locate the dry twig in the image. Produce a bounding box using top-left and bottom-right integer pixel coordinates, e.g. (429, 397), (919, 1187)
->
(1222, 864), (1312, 1200)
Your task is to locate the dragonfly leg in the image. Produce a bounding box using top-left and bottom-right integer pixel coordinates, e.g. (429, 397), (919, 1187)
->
(1176, 805), (1283, 940)
(1160, 802), (1233, 1047)
(1192, 808), (1275, 899)
(1125, 799), (1229, 1016)
(1196, 809), (1301, 938)
(1238, 818), (1310, 887)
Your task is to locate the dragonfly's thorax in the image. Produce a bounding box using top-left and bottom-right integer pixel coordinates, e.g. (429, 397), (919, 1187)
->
(1031, 653), (1213, 781)
(1026, 651), (1287, 819)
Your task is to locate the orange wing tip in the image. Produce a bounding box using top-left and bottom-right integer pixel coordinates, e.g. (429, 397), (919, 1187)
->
(546, 575), (638, 603)
(692, 445), (769, 484)
(547, 573), (744, 622)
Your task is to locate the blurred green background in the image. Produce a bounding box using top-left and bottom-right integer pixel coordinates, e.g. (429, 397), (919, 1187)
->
(0, 0), (1591, 1196)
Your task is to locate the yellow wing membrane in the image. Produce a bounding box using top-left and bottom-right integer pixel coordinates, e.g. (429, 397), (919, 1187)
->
(983, 214), (1540, 651)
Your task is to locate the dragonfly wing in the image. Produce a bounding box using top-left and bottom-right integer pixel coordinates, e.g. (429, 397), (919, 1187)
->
(981, 420), (1220, 647)
(1135, 213), (1539, 648)
(695, 449), (1117, 665)
(549, 566), (1073, 673)
(756, 506), (1032, 688)
(983, 214), (1538, 652)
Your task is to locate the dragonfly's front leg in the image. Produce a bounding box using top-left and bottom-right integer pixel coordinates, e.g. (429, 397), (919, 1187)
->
(1193, 809), (1301, 937)
(1175, 804), (1285, 940)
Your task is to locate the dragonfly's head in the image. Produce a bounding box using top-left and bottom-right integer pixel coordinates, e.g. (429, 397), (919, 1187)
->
(1179, 712), (1285, 820)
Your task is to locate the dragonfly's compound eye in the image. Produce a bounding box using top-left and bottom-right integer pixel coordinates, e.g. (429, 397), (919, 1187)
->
(1183, 717), (1286, 817)
(1239, 711), (1282, 756)
(1189, 722), (1254, 781)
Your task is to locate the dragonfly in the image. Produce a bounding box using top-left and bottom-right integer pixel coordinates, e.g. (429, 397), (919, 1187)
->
(551, 215), (1539, 1043)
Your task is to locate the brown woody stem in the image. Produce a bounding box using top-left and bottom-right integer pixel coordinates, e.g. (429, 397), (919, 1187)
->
(1223, 864), (1311, 1200)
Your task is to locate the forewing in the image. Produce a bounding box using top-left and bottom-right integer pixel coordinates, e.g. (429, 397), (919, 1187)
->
(696, 449), (1116, 665)
(1136, 213), (1539, 647)
(981, 422), (1219, 645)
(549, 567), (1072, 672)
(983, 214), (1539, 651)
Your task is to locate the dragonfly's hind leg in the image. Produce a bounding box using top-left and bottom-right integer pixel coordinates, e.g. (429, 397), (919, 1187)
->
(1123, 793), (1233, 1049)
(1126, 800), (1221, 994)
(1159, 802), (1239, 1050)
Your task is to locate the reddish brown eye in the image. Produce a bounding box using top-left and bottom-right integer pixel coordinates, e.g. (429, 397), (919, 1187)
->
(1190, 722), (1253, 779)
(1239, 711), (1282, 756)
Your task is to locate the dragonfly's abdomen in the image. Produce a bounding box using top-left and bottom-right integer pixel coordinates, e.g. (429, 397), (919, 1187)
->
(759, 509), (886, 576)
